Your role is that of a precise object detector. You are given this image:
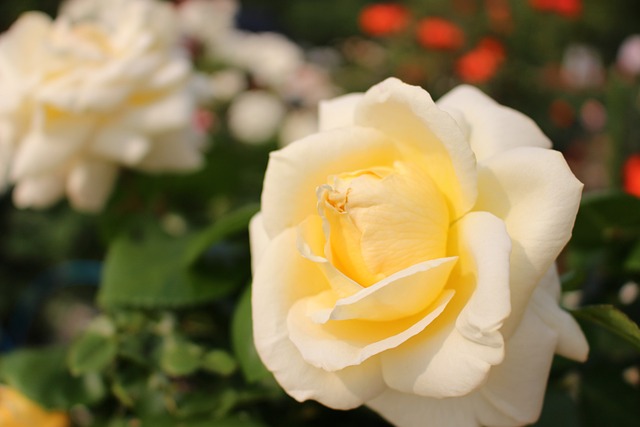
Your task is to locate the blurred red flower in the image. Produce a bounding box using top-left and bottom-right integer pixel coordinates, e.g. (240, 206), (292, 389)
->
(359, 3), (410, 37)
(455, 37), (505, 83)
(416, 17), (464, 51)
(530, 0), (582, 18)
(624, 155), (640, 198)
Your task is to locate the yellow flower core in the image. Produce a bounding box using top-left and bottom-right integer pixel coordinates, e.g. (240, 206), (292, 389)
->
(317, 161), (450, 288)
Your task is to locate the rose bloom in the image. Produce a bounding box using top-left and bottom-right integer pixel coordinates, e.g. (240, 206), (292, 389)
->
(359, 3), (410, 37)
(416, 17), (465, 51)
(0, 0), (204, 212)
(250, 78), (588, 427)
(0, 386), (69, 427)
(456, 38), (505, 83)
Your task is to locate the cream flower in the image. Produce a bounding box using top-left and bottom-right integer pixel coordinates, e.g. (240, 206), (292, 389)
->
(250, 78), (588, 427)
(227, 90), (286, 145)
(0, 0), (204, 212)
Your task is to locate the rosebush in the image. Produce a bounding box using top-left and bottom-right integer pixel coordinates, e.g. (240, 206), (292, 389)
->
(0, 0), (204, 212)
(250, 78), (588, 427)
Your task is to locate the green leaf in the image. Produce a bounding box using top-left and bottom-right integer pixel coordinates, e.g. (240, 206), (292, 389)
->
(202, 350), (237, 376)
(0, 347), (105, 409)
(625, 240), (640, 272)
(572, 305), (640, 351)
(99, 223), (236, 309)
(159, 337), (204, 377)
(231, 286), (271, 383)
(183, 203), (259, 266)
(68, 331), (118, 376)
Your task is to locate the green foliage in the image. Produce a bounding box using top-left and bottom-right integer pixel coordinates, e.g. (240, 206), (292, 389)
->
(0, 346), (106, 410)
(99, 205), (257, 309)
(573, 305), (640, 351)
(231, 287), (271, 384)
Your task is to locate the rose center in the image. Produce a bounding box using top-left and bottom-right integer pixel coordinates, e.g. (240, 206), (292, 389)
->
(317, 161), (450, 288)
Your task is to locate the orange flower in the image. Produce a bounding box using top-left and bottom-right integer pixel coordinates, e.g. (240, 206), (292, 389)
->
(416, 17), (465, 51)
(0, 387), (69, 427)
(455, 37), (505, 83)
(359, 3), (409, 37)
(624, 155), (640, 198)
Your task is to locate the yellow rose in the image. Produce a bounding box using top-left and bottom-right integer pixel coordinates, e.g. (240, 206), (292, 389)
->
(0, 386), (69, 427)
(0, 0), (204, 212)
(250, 78), (588, 427)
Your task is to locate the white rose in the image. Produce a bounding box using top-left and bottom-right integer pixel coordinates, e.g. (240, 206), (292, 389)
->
(176, 0), (238, 51)
(227, 90), (285, 145)
(250, 78), (588, 427)
(0, 0), (204, 212)
(218, 30), (304, 89)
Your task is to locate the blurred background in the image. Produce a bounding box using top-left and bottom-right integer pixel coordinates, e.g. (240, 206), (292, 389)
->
(0, 1), (639, 426)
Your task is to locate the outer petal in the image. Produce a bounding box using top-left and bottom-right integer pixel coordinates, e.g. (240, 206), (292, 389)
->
(530, 265), (589, 361)
(10, 119), (92, 180)
(249, 213), (270, 275)
(354, 77), (477, 219)
(367, 305), (559, 427)
(252, 227), (385, 409)
(318, 93), (363, 131)
(13, 174), (65, 209)
(261, 126), (399, 238)
(381, 211), (511, 398)
(91, 128), (151, 166)
(66, 159), (118, 212)
(475, 146), (583, 335)
(436, 85), (552, 163)
(288, 289), (454, 371)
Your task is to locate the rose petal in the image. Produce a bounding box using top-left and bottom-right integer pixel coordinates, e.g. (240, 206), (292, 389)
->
(437, 85), (552, 163)
(319, 93), (363, 131)
(354, 77), (477, 220)
(530, 265), (589, 361)
(261, 126), (399, 238)
(475, 146), (583, 336)
(249, 213), (270, 275)
(91, 128), (151, 165)
(0, 12), (51, 79)
(474, 305), (559, 426)
(381, 211), (511, 398)
(367, 305), (559, 427)
(10, 112), (93, 180)
(315, 257), (457, 322)
(66, 158), (118, 212)
(288, 289), (454, 371)
(12, 174), (65, 209)
(252, 227), (386, 409)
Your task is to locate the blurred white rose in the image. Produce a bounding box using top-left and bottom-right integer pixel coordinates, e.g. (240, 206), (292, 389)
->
(209, 69), (248, 101)
(176, 0), (238, 52)
(617, 35), (640, 77)
(227, 90), (285, 145)
(219, 30), (304, 89)
(0, 0), (204, 212)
